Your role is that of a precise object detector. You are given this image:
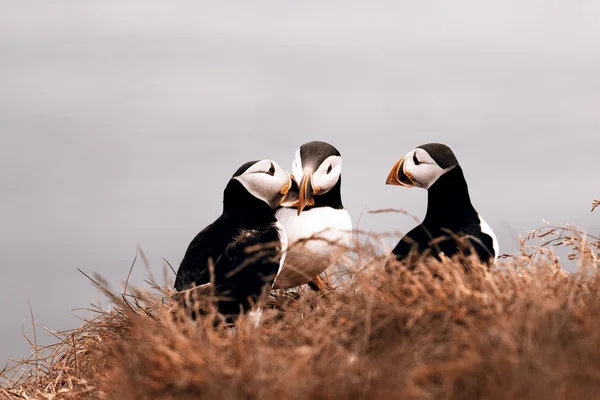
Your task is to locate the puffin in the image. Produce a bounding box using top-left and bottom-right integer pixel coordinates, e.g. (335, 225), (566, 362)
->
(274, 141), (352, 290)
(385, 143), (499, 269)
(174, 159), (292, 326)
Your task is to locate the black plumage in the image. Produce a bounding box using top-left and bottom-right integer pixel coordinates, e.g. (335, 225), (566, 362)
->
(174, 162), (284, 322)
(386, 143), (497, 269)
(390, 166), (495, 266)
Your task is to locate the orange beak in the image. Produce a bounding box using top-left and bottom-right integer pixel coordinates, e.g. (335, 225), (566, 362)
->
(386, 156), (415, 187)
(280, 172), (292, 195)
(297, 172), (319, 215)
(279, 172), (297, 207)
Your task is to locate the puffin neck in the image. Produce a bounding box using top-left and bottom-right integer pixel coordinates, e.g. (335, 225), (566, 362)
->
(424, 166), (477, 225)
(222, 180), (277, 226)
(311, 177), (344, 210)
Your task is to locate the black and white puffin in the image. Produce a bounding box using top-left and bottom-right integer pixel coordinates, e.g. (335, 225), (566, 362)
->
(274, 141), (352, 290)
(385, 143), (499, 268)
(174, 159), (292, 326)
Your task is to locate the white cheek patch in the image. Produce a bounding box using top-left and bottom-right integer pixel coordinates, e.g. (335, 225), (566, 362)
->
(244, 160), (273, 175)
(414, 148), (435, 164)
(234, 160), (288, 208)
(312, 155), (342, 194)
(235, 174), (280, 206)
(404, 150), (448, 189)
(412, 165), (447, 189)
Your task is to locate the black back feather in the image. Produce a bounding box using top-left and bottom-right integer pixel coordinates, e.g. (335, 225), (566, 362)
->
(174, 169), (282, 322)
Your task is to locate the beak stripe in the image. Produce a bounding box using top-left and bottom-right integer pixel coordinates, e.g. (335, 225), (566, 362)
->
(297, 172), (315, 215)
(386, 156), (415, 187)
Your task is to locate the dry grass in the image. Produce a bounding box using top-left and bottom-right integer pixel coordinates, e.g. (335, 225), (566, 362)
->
(1, 208), (600, 400)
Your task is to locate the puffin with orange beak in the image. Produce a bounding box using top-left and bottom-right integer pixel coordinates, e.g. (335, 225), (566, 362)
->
(175, 159), (293, 326)
(274, 141), (352, 290)
(385, 143), (499, 269)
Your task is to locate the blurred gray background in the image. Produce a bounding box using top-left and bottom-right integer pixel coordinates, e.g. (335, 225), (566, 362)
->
(1, 1), (599, 366)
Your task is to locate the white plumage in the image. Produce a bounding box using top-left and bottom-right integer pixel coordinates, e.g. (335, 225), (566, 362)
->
(271, 140), (352, 290)
(273, 206), (352, 289)
(478, 214), (499, 263)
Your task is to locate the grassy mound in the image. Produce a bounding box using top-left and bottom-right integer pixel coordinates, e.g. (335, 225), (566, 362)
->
(1, 206), (599, 399)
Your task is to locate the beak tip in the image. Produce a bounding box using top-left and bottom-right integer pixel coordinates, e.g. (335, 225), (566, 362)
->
(385, 173), (398, 186)
(297, 172), (314, 216)
(386, 156), (410, 187)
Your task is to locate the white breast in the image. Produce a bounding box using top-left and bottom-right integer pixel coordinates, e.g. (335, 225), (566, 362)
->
(276, 206), (352, 252)
(273, 206), (352, 289)
(478, 214), (499, 263)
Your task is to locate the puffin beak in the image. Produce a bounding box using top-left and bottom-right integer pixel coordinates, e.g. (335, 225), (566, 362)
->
(280, 173), (300, 207)
(280, 172), (292, 196)
(298, 172), (319, 215)
(386, 156), (415, 187)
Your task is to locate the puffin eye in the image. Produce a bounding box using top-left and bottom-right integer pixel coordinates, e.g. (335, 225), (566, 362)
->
(413, 153), (422, 166)
(267, 163), (275, 176)
(327, 164), (333, 174)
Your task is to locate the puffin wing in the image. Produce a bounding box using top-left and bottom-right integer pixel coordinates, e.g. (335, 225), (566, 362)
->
(174, 214), (233, 291)
(215, 224), (282, 295)
(389, 225), (432, 266)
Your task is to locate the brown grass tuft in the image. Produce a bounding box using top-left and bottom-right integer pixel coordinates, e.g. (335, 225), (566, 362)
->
(2, 214), (600, 399)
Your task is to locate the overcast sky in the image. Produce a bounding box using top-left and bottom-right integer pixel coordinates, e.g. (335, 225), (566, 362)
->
(1, 1), (599, 365)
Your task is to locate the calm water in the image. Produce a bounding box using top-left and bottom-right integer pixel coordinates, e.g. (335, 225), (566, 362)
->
(1, 1), (599, 365)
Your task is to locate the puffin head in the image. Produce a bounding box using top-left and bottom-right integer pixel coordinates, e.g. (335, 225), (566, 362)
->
(386, 143), (459, 190)
(231, 159), (293, 209)
(290, 141), (343, 215)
